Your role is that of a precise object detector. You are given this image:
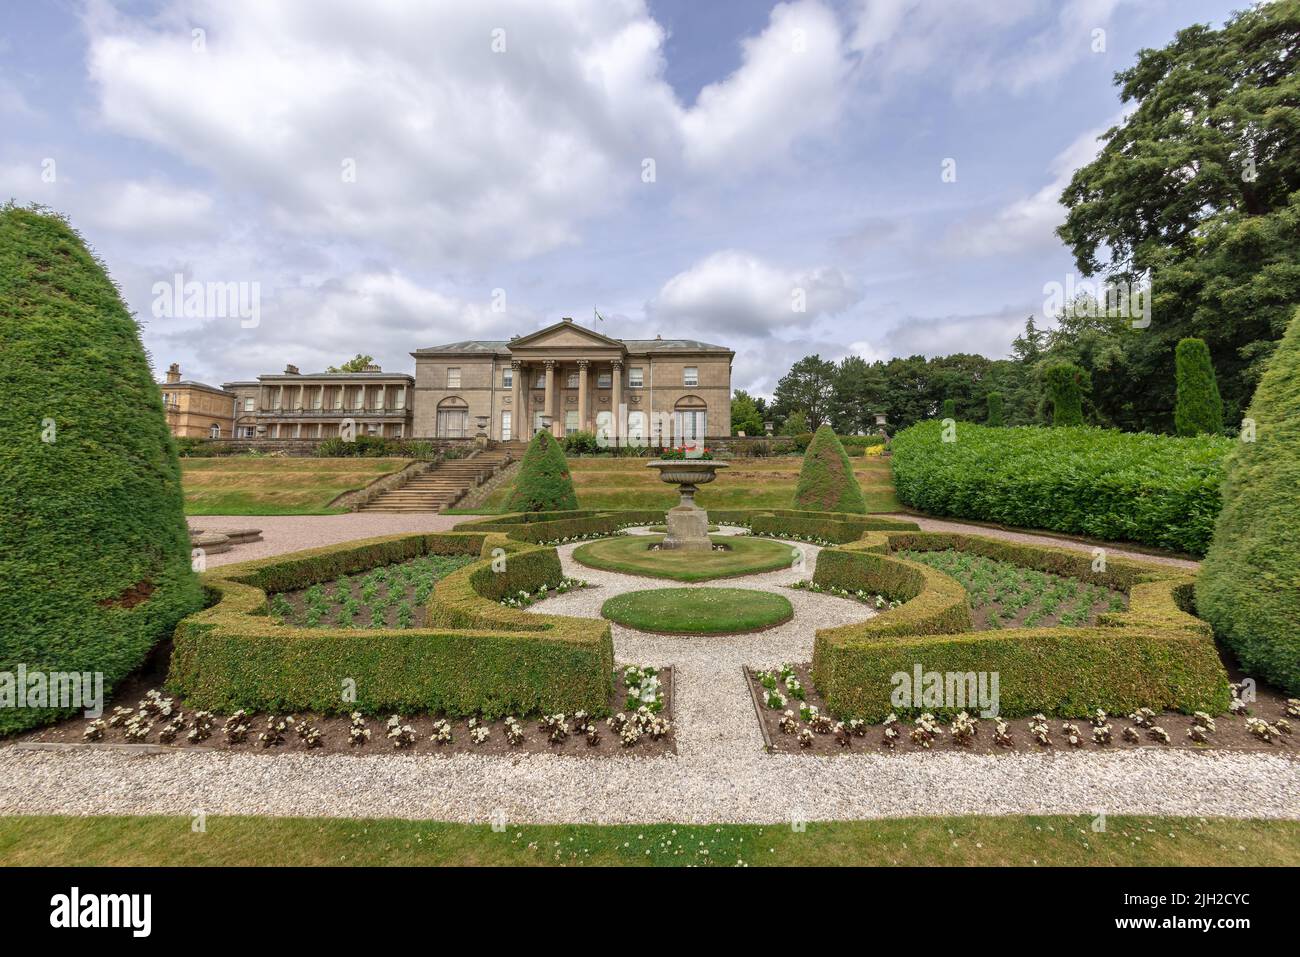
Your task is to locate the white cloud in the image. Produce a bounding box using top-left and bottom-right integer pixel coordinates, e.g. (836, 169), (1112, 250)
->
(648, 249), (858, 335)
(680, 0), (850, 169)
(943, 120), (1112, 256)
(848, 0), (1131, 94)
(83, 0), (854, 266)
(87, 179), (214, 235)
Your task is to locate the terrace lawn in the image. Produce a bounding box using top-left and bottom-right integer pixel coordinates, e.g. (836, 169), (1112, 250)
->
(458, 455), (899, 513)
(1, 814), (1294, 867)
(181, 457), (411, 515)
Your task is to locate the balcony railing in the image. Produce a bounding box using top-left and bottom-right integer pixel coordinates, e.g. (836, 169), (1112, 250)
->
(255, 408), (410, 418)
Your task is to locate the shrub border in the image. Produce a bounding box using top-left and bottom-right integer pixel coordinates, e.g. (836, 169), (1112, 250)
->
(168, 531), (614, 718)
(810, 530), (1230, 720)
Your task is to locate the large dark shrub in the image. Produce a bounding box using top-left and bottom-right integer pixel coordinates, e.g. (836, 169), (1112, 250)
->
(0, 205), (203, 733)
(986, 391), (1004, 427)
(1044, 363), (1090, 426)
(891, 420), (1230, 554)
(1174, 337), (1224, 436)
(793, 425), (867, 513)
(505, 430), (578, 511)
(1197, 308), (1300, 693)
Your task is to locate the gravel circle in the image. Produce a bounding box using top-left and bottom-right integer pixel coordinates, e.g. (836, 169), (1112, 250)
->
(2, 526), (1295, 824)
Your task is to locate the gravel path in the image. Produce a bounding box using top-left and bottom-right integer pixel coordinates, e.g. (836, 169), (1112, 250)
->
(1, 527), (1295, 824)
(884, 513), (1200, 570)
(194, 513), (468, 567)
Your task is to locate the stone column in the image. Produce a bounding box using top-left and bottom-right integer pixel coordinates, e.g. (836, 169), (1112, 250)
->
(611, 358), (623, 445)
(510, 359), (522, 440)
(543, 359), (556, 433)
(576, 359), (589, 433)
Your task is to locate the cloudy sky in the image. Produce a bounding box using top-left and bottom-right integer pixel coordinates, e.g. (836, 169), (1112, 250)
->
(1, 0), (1243, 395)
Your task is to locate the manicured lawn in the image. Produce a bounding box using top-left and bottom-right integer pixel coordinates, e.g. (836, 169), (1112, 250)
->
(182, 457), (411, 515)
(601, 586), (794, 634)
(573, 533), (797, 581)
(457, 456), (899, 513)
(0, 814), (1294, 866)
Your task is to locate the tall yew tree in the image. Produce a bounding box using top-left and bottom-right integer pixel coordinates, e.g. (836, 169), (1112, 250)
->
(1057, 1), (1300, 428)
(1174, 337), (1225, 435)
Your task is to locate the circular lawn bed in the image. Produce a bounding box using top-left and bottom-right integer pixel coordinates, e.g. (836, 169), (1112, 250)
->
(573, 534), (796, 582)
(601, 587), (794, 635)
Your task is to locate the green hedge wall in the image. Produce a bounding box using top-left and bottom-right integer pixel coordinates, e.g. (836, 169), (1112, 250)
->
(168, 532), (613, 717)
(891, 420), (1230, 554)
(810, 533), (1229, 720)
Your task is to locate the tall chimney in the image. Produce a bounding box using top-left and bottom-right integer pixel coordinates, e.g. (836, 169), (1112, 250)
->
(165, 363), (181, 384)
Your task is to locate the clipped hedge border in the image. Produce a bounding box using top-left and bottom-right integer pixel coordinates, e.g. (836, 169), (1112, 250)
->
(455, 508), (920, 545)
(810, 531), (1230, 721)
(168, 531), (614, 718)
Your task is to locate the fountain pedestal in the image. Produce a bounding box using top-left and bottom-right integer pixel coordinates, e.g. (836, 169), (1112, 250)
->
(646, 460), (728, 551)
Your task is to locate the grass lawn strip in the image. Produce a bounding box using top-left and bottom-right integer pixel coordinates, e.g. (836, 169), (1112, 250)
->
(572, 533), (798, 581)
(182, 457), (412, 515)
(0, 814), (1294, 867)
(601, 587), (794, 635)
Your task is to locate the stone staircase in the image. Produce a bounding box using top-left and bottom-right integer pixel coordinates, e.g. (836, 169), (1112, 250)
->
(359, 449), (514, 513)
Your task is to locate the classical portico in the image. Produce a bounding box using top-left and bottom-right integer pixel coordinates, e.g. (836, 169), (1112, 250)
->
(410, 317), (734, 443)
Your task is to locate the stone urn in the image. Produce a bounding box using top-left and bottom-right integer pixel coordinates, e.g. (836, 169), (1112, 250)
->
(646, 459), (728, 551)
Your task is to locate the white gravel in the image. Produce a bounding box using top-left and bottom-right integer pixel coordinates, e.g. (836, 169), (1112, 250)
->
(2, 527), (1295, 824)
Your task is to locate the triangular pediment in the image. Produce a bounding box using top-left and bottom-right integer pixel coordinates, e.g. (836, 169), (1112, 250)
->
(508, 320), (625, 352)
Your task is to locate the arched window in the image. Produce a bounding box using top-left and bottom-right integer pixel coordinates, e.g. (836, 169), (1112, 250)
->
(673, 395), (707, 450)
(209, 423), (221, 439)
(436, 396), (469, 437)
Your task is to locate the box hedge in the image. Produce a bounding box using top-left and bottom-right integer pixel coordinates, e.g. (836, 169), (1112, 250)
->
(168, 532), (613, 717)
(810, 531), (1230, 720)
(0, 206), (203, 734)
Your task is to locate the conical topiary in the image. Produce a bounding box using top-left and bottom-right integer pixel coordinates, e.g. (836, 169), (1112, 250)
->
(505, 429), (578, 512)
(793, 424), (867, 513)
(1196, 307), (1300, 694)
(1174, 337), (1224, 436)
(0, 205), (203, 733)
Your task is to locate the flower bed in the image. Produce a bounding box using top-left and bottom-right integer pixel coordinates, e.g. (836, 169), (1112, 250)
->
(32, 665), (675, 757)
(809, 531), (1231, 720)
(747, 665), (1294, 756)
(168, 531), (615, 718)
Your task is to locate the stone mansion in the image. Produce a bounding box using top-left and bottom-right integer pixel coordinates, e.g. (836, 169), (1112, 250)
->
(168, 318), (733, 444)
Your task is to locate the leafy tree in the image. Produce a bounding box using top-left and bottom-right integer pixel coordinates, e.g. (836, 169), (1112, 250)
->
(1197, 306), (1300, 693)
(1057, 1), (1300, 426)
(505, 430), (577, 511)
(1174, 338), (1224, 436)
(1044, 363), (1090, 426)
(793, 425), (866, 513)
(986, 391), (1004, 426)
(327, 353), (376, 373)
(830, 355), (888, 434)
(779, 410), (809, 436)
(771, 355), (836, 429)
(0, 205), (203, 733)
(730, 390), (765, 436)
